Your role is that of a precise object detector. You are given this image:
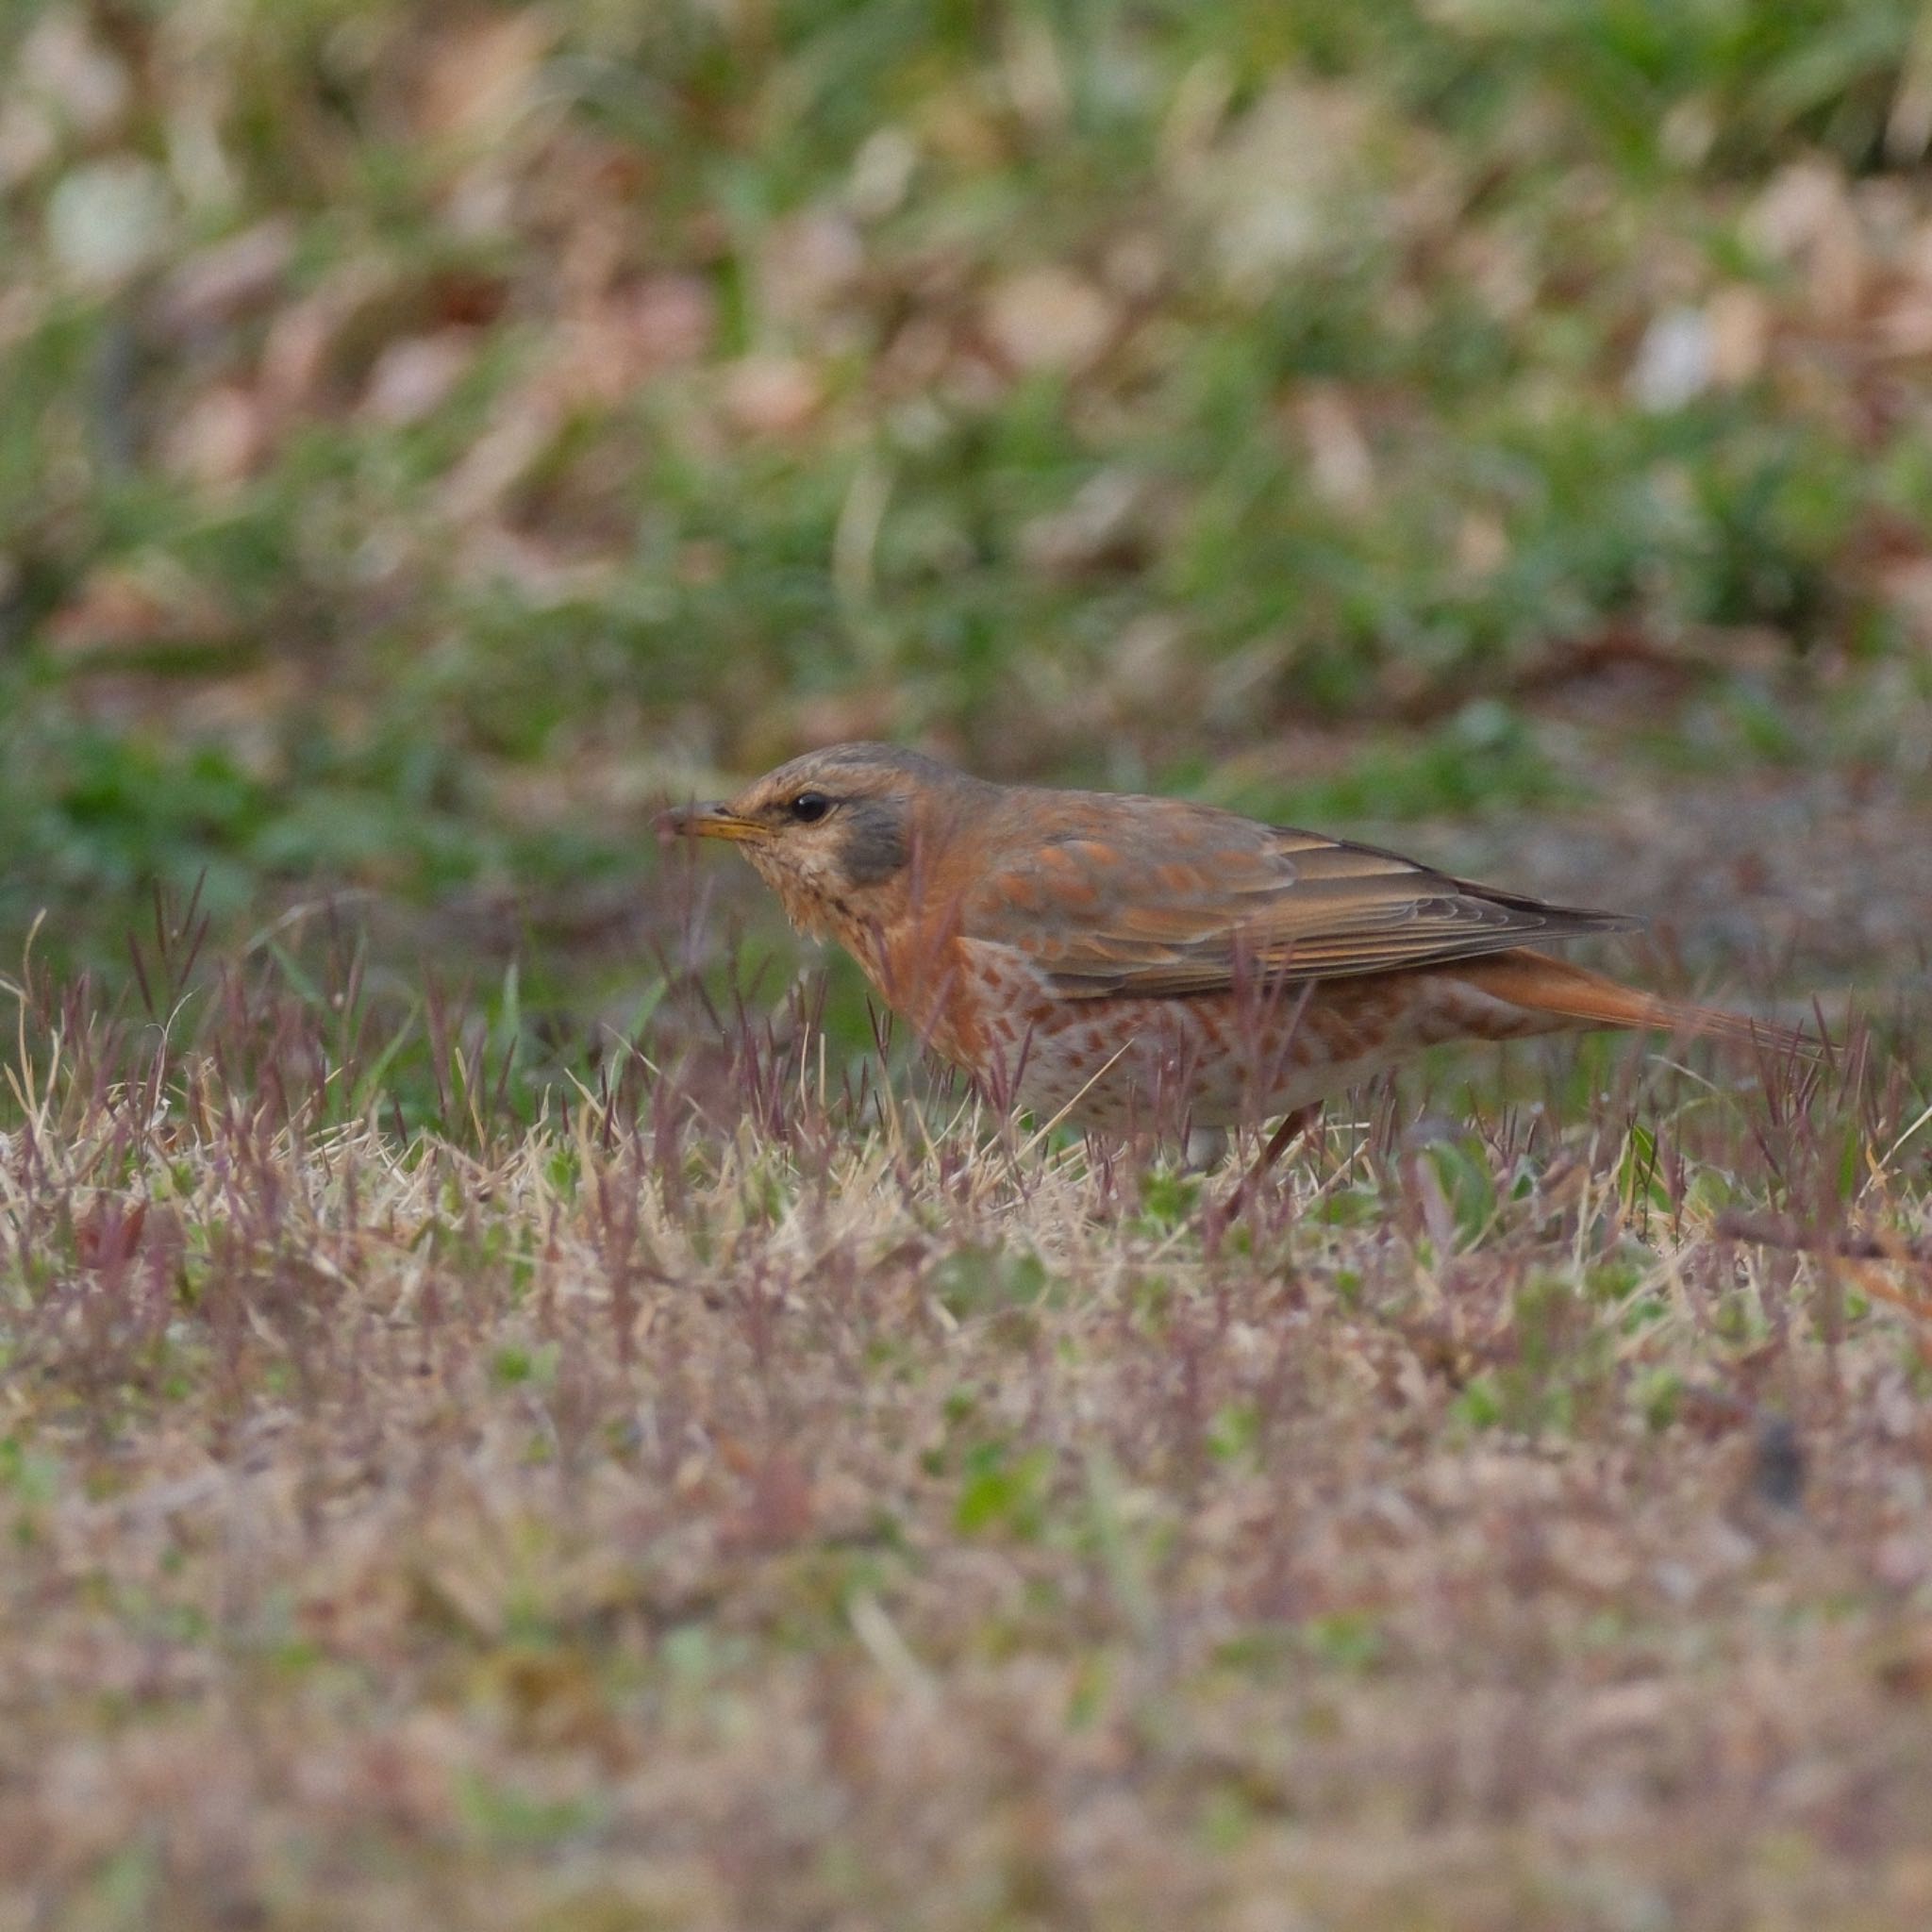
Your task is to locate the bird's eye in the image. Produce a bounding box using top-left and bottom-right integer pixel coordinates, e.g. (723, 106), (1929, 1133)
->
(788, 791), (833, 824)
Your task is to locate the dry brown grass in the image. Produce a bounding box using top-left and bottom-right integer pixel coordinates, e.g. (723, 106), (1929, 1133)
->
(1, 931), (1928, 1931)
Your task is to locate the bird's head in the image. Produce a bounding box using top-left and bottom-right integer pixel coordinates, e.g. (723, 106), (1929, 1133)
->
(659, 742), (976, 938)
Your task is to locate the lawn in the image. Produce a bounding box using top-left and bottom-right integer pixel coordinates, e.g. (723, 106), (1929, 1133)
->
(2, 906), (1929, 1929)
(2, 3), (1931, 1926)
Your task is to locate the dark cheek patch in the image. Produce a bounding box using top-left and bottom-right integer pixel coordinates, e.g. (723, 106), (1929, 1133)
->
(840, 802), (910, 885)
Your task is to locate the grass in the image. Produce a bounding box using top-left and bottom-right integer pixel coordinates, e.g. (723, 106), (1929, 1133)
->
(5, 0), (1932, 985)
(6, 1), (1932, 1924)
(0, 931), (1928, 1929)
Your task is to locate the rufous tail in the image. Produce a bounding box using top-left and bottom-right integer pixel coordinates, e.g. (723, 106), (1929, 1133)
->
(1454, 952), (1820, 1058)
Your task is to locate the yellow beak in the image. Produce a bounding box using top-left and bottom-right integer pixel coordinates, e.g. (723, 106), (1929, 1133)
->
(658, 802), (766, 844)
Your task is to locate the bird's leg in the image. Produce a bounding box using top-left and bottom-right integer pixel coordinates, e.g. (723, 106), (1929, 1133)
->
(1224, 1103), (1323, 1218)
(1257, 1103), (1322, 1174)
(1182, 1124), (1229, 1173)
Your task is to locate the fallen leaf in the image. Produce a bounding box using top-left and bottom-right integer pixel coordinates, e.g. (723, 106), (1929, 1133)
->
(1629, 306), (1713, 412)
(1019, 470), (1151, 576)
(361, 332), (476, 427)
(416, 10), (555, 142)
(158, 383), (265, 490)
(847, 126), (918, 220)
(1706, 285), (1771, 386)
(721, 355), (824, 437)
(1298, 386), (1374, 510)
(46, 156), (174, 286)
(984, 267), (1115, 374)
(1745, 160), (1865, 323)
(46, 565), (228, 658)
(761, 210), (865, 325)
(18, 8), (130, 139)
(155, 219), (298, 338)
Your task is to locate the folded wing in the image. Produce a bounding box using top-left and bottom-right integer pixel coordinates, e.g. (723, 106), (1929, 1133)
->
(963, 795), (1639, 998)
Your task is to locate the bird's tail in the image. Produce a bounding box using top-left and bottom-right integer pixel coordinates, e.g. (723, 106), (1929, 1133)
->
(1453, 951), (1821, 1059)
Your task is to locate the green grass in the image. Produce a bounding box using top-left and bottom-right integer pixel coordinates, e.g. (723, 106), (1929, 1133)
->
(5, 0), (1932, 985)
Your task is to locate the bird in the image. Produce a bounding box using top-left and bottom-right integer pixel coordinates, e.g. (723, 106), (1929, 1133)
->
(660, 742), (1811, 1158)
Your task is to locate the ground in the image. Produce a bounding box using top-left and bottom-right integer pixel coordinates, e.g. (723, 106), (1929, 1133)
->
(2, 954), (1929, 1930)
(2, 4), (1931, 1928)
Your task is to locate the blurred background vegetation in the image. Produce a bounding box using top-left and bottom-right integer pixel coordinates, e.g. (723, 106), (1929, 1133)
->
(3, 0), (1930, 1027)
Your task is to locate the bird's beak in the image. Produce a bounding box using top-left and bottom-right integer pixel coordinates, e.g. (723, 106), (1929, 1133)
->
(658, 802), (766, 844)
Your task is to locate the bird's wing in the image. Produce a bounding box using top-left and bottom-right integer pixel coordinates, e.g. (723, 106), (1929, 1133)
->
(961, 796), (1640, 998)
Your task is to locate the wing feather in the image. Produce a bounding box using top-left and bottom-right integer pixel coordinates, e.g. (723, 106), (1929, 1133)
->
(964, 794), (1638, 998)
